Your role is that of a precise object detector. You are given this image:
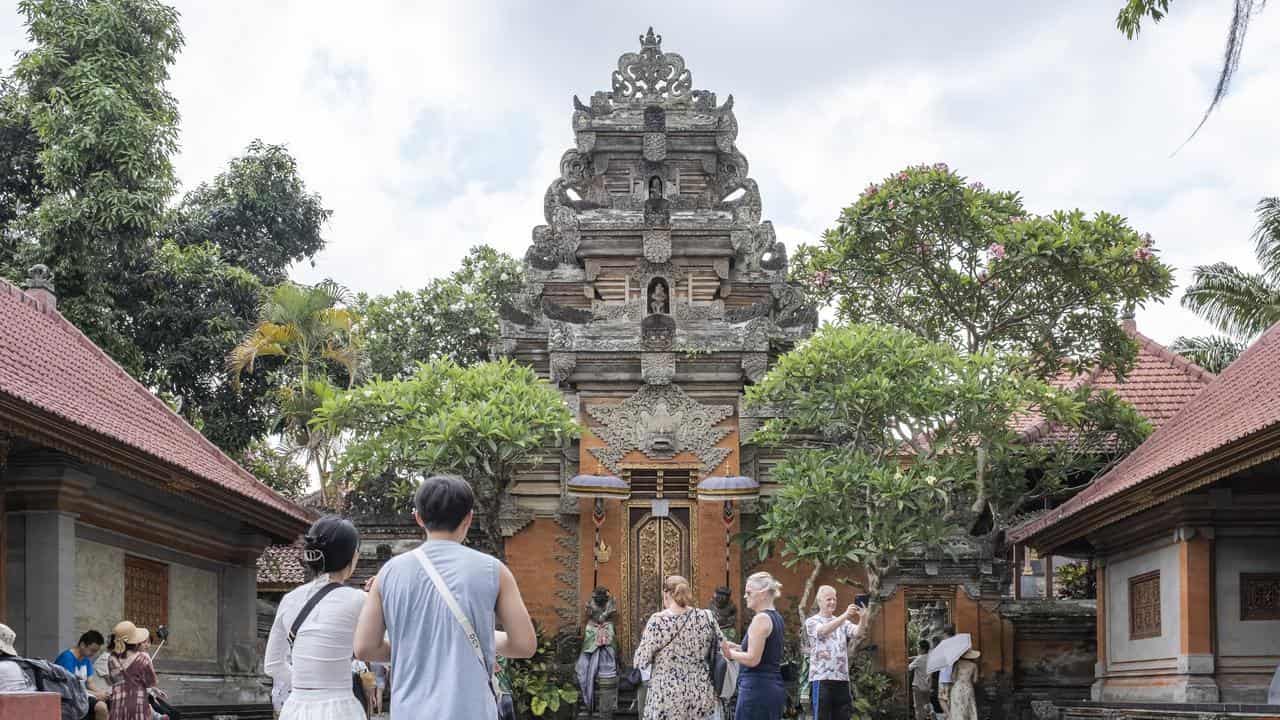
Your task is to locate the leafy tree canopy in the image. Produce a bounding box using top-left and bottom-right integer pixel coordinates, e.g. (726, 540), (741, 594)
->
(13, 0), (184, 370)
(796, 164), (1173, 379)
(237, 437), (309, 500)
(356, 246), (524, 378)
(316, 359), (579, 557)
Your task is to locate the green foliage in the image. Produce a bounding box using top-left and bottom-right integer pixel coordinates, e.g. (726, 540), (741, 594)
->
(236, 438), (309, 500)
(0, 76), (44, 276)
(502, 629), (580, 718)
(796, 164), (1172, 379)
(1175, 197), (1280, 372)
(316, 358), (578, 556)
(1115, 0), (1171, 38)
(13, 0), (184, 369)
(849, 652), (896, 720)
(229, 280), (362, 501)
(1054, 561), (1097, 600)
(356, 246), (524, 378)
(169, 139), (330, 284)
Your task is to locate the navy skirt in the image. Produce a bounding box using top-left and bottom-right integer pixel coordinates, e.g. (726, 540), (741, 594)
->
(735, 673), (786, 720)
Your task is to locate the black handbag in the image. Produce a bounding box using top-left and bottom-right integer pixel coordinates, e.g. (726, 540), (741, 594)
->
(704, 611), (729, 693)
(619, 666), (644, 693)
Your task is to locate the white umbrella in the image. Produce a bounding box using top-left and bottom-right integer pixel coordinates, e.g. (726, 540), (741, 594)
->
(926, 633), (972, 674)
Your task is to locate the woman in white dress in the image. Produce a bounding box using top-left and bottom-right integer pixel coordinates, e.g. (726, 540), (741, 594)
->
(265, 516), (366, 720)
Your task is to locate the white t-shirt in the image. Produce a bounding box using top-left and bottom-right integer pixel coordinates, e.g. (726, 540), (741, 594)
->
(804, 614), (858, 682)
(0, 658), (32, 693)
(264, 575), (366, 692)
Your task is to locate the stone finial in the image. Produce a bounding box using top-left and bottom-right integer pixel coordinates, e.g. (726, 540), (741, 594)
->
(1119, 301), (1136, 334)
(22, 264), (56, 310)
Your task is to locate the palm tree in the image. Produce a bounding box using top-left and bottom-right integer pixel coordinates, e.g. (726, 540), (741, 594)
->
(1173, 197), (1280, 372)
(228, 279), (363, 503)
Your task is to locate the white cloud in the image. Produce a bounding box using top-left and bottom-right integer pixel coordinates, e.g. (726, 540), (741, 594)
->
(2, 0), (1277, 347)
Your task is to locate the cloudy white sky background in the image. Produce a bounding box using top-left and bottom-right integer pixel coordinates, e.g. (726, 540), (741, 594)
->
(3, 1), (1278, 346)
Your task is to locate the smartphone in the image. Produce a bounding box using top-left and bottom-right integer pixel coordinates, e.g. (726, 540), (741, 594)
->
(854, 594), (869, 608)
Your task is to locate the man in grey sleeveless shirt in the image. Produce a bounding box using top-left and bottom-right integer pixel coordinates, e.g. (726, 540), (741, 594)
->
(355, 475), (537, 719)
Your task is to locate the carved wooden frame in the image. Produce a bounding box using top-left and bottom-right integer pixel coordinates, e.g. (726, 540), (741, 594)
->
(1240, 572), (1280, 621)
(1128, 570), (1161, 640)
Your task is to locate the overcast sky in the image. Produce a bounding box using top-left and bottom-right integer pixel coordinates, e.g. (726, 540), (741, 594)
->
(2, 1), (1278, 347)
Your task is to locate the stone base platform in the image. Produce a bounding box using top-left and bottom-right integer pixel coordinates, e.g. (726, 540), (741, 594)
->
(1057, 700), (1280, 719)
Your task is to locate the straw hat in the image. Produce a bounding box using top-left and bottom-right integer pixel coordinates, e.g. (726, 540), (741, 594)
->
(962, 649), (981, 660)
(0, 623), (17, 656)
(111, 621), (149, 653)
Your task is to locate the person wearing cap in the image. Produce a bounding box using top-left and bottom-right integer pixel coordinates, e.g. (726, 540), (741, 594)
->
(0, 623), (35, 693)
(264, 515), (366, 720)
(946, 648), (980, 720)
(106, 621), (165, 720)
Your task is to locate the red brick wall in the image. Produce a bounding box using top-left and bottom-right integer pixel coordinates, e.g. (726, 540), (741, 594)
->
(0, 693), (59, 720)
(505, 517), (576, 634)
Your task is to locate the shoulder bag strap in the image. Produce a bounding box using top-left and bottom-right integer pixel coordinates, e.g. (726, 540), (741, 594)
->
(414, 545), (500, 697)
(288, 582), (343, 647)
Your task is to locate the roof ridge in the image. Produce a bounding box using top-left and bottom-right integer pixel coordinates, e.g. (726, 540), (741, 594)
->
(0, 275), (304, 517)
(1131, 329), (1216, 384)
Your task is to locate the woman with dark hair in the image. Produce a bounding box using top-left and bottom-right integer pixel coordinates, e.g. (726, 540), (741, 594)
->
(265, 516), (366, 720)
(632, 575), (723, 720)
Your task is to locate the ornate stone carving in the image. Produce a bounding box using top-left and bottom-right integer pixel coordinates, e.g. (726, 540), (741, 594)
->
(550, 352), (577, 385)
(741, 352), (768, 383)
(643, 229), (672, 263)
(548, 321), (575, 351)
(772, 282), (818, 332)
(610, 28), (694, 106)
(592, 299), (644, 322)
(541, 298), (593, 324)
(641, 313), (676, 351)
(673, 299), (724, 323)
(23, 264), (54, 291)
(641, 352), (676, 385)
(587, 384), (733, 475)
(643, 132), (667, 161)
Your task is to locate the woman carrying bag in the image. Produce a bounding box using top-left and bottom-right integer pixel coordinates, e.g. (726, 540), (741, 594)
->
(632, 575), (724, 720)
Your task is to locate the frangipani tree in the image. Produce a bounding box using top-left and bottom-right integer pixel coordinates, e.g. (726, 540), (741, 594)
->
(315, 359), (578, 558)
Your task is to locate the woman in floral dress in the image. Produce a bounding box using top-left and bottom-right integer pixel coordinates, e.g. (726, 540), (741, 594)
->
(633, 575), (723, 720)
(947, 649), (980, 720)
(107, 621), (165, 720)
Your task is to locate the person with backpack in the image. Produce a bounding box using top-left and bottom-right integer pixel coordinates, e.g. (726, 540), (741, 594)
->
(264, 516), (367, 720)
(353, 475), (537, 720)
(0, 623), (34, 694)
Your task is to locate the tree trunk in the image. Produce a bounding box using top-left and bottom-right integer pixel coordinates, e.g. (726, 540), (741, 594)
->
(797, 560), (823, 649)
(472, 475), (506, 561)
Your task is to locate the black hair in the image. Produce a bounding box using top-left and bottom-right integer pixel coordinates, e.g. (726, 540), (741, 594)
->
(79, 630), (104, 647)
(942, 624), (956, 637)
(918, 640), (931, 652)
(302, 515), (360, 574)
(414, 475), (475, 532)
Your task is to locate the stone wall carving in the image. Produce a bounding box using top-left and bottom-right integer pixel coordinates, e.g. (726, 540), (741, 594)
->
(641, 352), (676, 385)
(592, 299), (644, 322)
(610, 28), (694, 106)
(549, 352), (577, 385)
(643, 229), (672, 263)
(674, 299), (724, 323)
(741, 352), (768, 383)
(587, 384), (732, 475)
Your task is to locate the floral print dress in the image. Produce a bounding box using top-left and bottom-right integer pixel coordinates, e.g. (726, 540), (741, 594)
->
(632, 608), (723, 720)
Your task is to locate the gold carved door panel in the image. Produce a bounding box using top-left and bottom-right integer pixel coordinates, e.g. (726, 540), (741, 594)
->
(627, 505), (691, 650)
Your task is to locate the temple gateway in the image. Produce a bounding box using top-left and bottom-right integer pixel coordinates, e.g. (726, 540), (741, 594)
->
(498, 27), (816, 650)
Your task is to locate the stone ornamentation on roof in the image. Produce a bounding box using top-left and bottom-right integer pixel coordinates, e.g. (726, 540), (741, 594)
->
(22, 264), (54, 291)
(587, 384), (733, 475)
(608, 28), (700, 107)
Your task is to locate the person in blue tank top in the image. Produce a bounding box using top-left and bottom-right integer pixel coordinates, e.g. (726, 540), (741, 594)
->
(721, 571), (787, 720)
(353, 475), (537, 720)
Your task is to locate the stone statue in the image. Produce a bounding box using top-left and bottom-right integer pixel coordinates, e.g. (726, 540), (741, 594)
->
(649, 281), (669, 315)
(576, 587), (619, 719)
(708, 586), (739, 642)
(648, 175), (663, 200)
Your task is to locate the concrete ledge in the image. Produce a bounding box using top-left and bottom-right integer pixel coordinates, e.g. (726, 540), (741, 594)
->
(1059, 700), (1280, 719)
(0, 692), (60, 720)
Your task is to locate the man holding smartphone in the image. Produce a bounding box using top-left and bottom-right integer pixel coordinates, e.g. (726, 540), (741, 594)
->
(804, 586), (864, 720)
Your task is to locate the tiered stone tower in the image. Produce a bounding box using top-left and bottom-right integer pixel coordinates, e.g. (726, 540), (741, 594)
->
(499, 28), (815, 648)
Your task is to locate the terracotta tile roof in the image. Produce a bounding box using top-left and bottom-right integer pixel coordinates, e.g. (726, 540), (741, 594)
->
(257, 541), (308, 586)
(1011, 322), (1280, 545)
(1015, 329), (1215, 445)
(0, 279), (311, 532)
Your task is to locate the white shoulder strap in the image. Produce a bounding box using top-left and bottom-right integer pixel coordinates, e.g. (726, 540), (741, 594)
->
(413, 545), (488, 673)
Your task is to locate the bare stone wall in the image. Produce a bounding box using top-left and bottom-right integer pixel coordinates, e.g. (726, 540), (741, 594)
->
(167, 564), (218, 661)
(74, 540), (124, 639)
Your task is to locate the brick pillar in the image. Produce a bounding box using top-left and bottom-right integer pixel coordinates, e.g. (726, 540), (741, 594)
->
(1174, 526), (1218, 702)
(878, 590), (908, 701)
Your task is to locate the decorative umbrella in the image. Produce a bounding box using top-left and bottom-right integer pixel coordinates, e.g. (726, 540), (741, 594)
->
(927, 633), (973, 674)
(695, 475), (761, 501)
(566, 474), (630, 499)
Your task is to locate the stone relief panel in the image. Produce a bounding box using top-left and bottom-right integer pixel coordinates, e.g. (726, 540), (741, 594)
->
(641, 352), (676, 385)
(643, 229), (672, 263)
(587, 384), (733, 475)
(610, 28), (694, 106)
